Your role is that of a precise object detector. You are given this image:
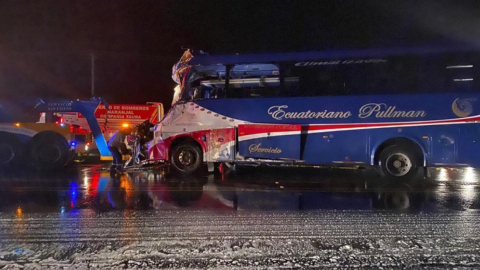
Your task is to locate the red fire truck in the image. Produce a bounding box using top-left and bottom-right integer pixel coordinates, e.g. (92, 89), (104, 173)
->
(61, 102), (164, 161)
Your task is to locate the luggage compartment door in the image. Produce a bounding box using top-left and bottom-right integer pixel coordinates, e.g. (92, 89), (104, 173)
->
(238, 124), (301, 160)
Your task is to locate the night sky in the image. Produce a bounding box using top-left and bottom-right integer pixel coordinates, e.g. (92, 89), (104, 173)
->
(1, 0), (480, 110)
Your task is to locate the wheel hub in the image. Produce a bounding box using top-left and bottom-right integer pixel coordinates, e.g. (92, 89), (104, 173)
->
(178, 150), (194, 166)
(385, 153), (412, 177)
(393, 160), (402, 168)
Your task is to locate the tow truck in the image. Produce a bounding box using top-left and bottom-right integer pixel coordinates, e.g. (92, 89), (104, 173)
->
(0, 98), (111, 171)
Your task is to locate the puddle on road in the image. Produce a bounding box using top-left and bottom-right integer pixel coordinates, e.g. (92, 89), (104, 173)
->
(0, 165), (479, 214)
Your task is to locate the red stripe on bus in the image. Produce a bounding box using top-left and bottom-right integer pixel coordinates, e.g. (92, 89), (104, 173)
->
(236, 115), (480, 137)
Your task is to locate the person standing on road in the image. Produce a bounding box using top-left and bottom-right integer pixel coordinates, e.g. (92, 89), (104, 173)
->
(108, 126), (132, 172)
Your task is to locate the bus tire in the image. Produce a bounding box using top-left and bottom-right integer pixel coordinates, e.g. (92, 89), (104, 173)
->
(30, 131), (70, 171)
(378, 145), (419, 181)
(0, 132), (22, 168)
(170, 143), (202, 174)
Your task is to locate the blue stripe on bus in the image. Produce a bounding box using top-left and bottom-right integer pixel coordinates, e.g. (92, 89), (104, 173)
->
(195, 93), (480, 124)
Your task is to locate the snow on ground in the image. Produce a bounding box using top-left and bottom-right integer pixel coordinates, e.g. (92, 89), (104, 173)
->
(1, 209), (480, 269)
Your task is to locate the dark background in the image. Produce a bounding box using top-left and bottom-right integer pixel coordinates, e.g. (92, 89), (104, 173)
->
(1, 0), (480, 109)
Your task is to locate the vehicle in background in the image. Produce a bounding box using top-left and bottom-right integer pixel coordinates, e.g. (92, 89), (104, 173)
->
(60, 102), (163, 161)
(147, 47), (480, 180)
(0, 98), (108, 171)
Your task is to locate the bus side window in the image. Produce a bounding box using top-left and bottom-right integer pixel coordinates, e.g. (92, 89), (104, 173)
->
(290, 66), (346, 97)
(281, 66), (301, 96)
(282, 80), (300, 97)
(445, 53), (477, 92)
(224, 76), (284, 98)
(199, 85), (218, 99)
(379, 57), (418, 94)
(346, 65), (380, 95)
(347, 57), (417, 95)
(210, 86), (225, 99)
(418, 56), (447, 93)
(202, 87), (211, 99)
(419, 53), (477, 93)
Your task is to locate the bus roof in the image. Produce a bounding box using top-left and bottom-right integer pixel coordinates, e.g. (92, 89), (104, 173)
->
(188, 45), (480, 66)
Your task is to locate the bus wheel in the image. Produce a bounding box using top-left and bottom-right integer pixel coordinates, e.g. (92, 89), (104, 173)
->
(0, 132), (21, 167)
(170, 143), (202, 174)
(379, 145), (419, 180)
(30, 131), (70, 171)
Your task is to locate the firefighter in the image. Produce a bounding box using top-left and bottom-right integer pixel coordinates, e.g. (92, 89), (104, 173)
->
(108, 125), (132, 172)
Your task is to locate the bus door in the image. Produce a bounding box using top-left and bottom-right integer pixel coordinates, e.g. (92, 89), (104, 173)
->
(237, 124), (302, 160)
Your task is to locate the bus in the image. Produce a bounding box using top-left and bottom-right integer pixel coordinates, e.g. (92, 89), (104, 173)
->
(147, 47), (480, 179)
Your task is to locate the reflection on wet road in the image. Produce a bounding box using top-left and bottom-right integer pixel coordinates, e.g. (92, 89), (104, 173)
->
(1, 166), (480, 268)
(1, 166), (479, 213)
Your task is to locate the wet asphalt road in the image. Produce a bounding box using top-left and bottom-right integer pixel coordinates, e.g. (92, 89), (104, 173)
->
(1, 164), (480, 269)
